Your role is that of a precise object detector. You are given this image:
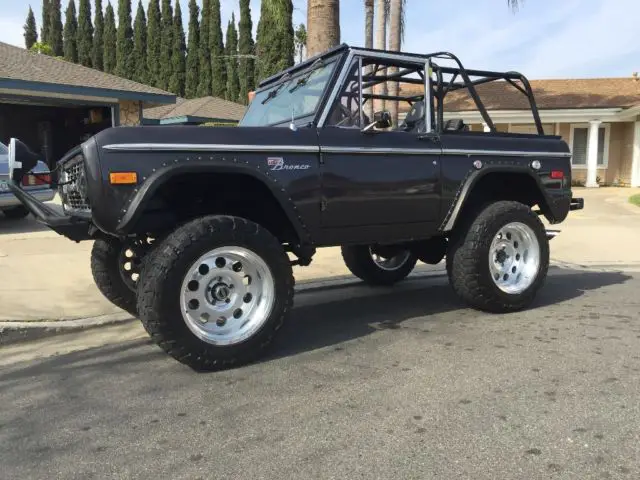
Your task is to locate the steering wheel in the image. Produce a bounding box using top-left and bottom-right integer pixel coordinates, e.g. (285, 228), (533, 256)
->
(333, 104), (370, 127)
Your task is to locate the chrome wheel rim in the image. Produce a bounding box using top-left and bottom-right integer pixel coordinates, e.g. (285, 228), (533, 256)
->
(118, 238), (154, 291)
(489, 222), (540, 294)
(368, 247), (411, 271)
(180, 246), (275, 346)
(119, 246), (142, 291)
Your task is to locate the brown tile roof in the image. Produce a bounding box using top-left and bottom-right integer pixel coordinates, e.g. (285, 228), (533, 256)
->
(400, 77), (640, 112)
(144, 96), (247, 121)
(0, 41), (173, 102)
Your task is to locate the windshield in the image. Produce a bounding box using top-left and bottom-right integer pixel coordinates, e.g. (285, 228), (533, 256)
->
(0, 142), (7, 155)
(239, 60), (338, 127)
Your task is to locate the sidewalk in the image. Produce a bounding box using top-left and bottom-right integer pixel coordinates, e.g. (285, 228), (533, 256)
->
(0, 187), (639, 326)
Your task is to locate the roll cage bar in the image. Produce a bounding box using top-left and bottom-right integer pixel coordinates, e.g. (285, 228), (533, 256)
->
(257, 44), (545, 136)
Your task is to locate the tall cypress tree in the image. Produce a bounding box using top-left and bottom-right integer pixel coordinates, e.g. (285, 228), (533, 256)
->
(76, 0), (93, 67)
(146, 0), (161, 87)
(93, 0), (104, 70)
(210, 0), (226, 98)
(196, 0), (211, 96)
(41, 0), (51, 46)
(225, 15), (239, 102)
(238, 0), (255, 104)
(116, 0), (133, 78)
(24, 7), (38, 49)
(169, 0), (186, 97)
(256, 0), (294, 82)
(132, 0), (148, 83)
(103, 2), (117, 73)
(159, 0), (174, 90)
(185, 0), (199, 98)
(63, 0), (78, 63)
(48, 0), (64, 56)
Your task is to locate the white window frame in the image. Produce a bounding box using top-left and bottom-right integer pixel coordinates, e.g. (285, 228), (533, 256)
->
(569, 123), (610, 169)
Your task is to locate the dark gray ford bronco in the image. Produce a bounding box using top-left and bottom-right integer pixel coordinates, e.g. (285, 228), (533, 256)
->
(8, 44), (583, 370)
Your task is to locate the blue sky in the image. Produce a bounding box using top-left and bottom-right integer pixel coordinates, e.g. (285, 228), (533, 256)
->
(0, 0), (637, 79)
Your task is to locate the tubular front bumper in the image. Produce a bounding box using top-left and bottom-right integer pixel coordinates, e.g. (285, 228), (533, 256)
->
(7, 181), (93, 242)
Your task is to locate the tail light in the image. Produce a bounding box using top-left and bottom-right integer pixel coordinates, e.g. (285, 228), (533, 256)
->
(21, 173), (51, 186)
(550, 170), (564, 179)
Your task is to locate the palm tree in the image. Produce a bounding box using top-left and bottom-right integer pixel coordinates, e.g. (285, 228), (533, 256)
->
(387, 0), (404, 125)
(364, 0), (374, 119)
(372, 0), (387, 112)
(306, 0), (340, 58)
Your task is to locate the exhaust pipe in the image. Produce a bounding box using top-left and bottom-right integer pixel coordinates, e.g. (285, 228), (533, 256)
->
(546, 229), (560, 240)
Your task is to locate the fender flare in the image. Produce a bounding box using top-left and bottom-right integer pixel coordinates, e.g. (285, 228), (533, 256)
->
(115, 161), (311, 242)
(440, 164), (557, 232)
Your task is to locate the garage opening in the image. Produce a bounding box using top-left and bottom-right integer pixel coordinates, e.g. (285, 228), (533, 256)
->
(0, 102), (113, 170)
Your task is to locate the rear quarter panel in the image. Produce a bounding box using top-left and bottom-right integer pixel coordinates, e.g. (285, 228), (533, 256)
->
(438, 131), (573, 228)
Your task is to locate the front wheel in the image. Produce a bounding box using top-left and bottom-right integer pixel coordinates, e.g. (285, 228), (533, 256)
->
(446, 200), (549, 313)
(341, 244), (417, 286)
(136, 215), (294, 371)
(90, 237), (142, 316)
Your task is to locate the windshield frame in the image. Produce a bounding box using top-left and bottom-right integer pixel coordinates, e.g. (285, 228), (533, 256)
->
(238, 51), (348, 128)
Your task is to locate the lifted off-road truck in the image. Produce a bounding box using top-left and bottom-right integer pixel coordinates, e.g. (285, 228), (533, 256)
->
(8, 44), (583, 370)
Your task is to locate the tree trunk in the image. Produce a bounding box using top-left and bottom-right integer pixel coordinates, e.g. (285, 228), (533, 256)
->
(306, 0), (340, 58)
(387, 0), (402, 126)
(364, 0), (374, 120)
(373, 0), (387, 113)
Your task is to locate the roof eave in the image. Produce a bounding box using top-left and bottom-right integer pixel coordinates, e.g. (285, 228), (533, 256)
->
(442, 107), (627, 123)
(0, 78), (176, 105)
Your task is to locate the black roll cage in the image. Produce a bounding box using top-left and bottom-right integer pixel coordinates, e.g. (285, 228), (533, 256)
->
(256, 44), (545, 135)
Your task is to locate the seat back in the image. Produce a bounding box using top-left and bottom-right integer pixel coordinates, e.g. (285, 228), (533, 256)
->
(398, 101), (426, 133)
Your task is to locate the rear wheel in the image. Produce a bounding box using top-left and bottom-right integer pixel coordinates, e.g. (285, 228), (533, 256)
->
(136, 215), (294, 371)
(3, 206), (29, 219)
(446, 200), (549, 313)
(341, 244), (417, 286)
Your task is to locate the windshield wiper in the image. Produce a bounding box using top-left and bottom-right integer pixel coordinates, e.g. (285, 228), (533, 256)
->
(261, 73), (292, 104)
(288, 59), (325, 94)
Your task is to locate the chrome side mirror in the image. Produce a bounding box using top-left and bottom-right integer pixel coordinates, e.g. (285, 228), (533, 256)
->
(363, 110), (392, 132)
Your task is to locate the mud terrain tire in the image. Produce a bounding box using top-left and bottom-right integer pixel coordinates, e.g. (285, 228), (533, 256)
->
(447, 200), (549, 313)
(136, 215), (294, 371)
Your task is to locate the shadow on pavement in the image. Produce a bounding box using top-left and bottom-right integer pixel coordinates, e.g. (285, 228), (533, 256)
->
(268, 268), (632, 362)
(0, 267), (631, 381)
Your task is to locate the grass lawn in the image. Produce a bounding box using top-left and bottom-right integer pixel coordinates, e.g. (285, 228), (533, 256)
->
(630, 194), (640, 207)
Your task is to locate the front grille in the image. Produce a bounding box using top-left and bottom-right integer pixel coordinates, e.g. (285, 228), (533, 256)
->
(60, 154), (91, 214)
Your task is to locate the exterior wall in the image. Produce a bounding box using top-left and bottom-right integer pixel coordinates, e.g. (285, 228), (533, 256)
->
(615, 122), (635, 185)
(118, 100), (142, 126)
(559, 122), (634, 186)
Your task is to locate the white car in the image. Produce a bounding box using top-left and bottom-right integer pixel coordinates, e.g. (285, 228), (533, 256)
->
(0, 141), (55, 219)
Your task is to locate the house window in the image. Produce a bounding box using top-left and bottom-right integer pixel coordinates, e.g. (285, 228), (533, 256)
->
(570, 124), (609, 168)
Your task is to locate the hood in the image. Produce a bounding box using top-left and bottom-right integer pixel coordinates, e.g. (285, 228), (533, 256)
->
(91, 125), (318, 151)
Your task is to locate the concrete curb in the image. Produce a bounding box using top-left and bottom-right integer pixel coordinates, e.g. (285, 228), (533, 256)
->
(0, 267), (446, 346)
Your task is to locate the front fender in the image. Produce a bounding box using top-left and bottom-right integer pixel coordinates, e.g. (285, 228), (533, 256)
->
(116, 161), (310, 242)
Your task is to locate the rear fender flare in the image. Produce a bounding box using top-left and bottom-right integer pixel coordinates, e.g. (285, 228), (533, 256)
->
(440, 164), (555, 232)
(116, 162), (310, 242)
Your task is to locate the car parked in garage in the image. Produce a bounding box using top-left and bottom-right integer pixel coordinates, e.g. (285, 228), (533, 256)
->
(0, 141), (54, 219)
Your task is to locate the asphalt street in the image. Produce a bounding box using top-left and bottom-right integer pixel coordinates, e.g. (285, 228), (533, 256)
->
(2, 266), (640, 480)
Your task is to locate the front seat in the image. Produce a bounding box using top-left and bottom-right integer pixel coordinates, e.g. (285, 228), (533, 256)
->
(397, 100), (426, 133)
